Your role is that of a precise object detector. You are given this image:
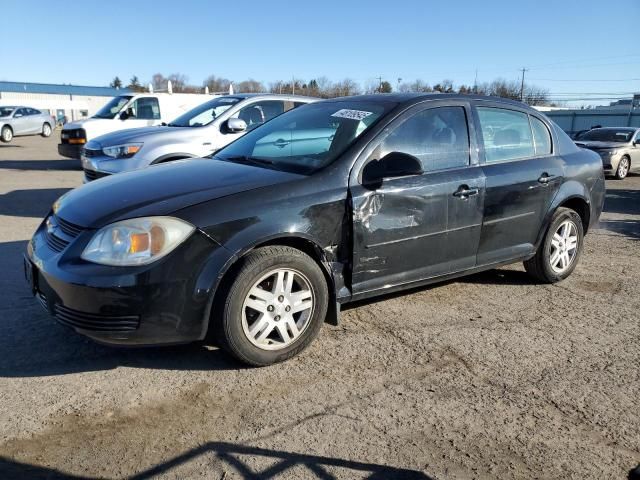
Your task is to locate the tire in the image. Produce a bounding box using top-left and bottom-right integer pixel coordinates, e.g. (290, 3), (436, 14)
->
(214, 246), (328, 366)
(41, 123), (52, 138)
(524, 207), (584, 283)
(615, 156), (630, 180)
(1, 126), (12, 143)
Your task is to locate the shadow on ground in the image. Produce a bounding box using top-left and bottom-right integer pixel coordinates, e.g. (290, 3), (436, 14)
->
(0, 188), (70, 218)
(603, 188), (640, 215)
(0, 159), (80, 170)
(0, 442), (432, 479)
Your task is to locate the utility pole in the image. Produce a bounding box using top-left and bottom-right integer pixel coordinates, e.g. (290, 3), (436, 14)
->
(292, 75), (295, 95)
(397, 77), (402, 92)
(376, 76), (383, 93)
(520, 67), (528, 102)
(473, 69), (478, 94)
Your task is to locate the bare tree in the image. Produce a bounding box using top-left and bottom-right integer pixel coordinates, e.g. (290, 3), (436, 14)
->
(203, 75), (232, 93)
(168, 73), (190, 92)
(236, 79), (265, 93)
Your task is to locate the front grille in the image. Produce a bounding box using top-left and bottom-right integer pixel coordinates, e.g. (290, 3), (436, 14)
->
(84, 169), (110, 181)
(61, 128), (86, 144)
(56, 216), (84, 237)
(54, 304), (140, 332)
(45, 230), (69, 252)
(82, 147), (102, 158)
(37, 293), (140, 332)
(44, 214), (85, 253)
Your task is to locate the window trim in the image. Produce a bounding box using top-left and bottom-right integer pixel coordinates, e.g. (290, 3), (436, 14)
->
(356, 100), (479, 184)
(473, 103), (554, 165)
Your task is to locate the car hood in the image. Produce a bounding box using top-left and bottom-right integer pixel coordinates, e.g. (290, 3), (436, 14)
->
(576, 141), (628, 149)
(92, 126), (184, 147)
(54, 159), (303, 228)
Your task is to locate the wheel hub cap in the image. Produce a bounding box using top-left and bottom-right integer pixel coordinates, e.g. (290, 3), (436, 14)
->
(549, 220), (578, 274)
(241, 268), (314, 351)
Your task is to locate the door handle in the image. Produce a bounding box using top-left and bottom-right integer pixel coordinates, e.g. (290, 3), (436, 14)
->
(538, 172), (555, 184)
(453, 186), (479, 198)
(274, 139), (290, 148)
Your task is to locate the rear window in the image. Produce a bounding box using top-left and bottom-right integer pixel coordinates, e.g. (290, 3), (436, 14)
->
(580, 128), (634, 143)
(477, 107), (535, 162)
(530, 116), (552, 155)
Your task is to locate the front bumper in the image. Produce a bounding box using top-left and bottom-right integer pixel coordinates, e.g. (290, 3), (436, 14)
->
(26, 216), (233, 346)
(58, 143), (83, 159)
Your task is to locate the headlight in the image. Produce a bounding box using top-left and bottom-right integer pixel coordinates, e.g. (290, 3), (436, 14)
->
(81, 217), (195, 266)
(102, 143), (142, 159)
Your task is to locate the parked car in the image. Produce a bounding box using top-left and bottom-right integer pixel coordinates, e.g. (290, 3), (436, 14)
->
(0, 106), (53, 143)
(575, 127), (640, 179)
(57, 92), (216, 159)
(26, 94), (604, 366)
(81, 94), (317, 182)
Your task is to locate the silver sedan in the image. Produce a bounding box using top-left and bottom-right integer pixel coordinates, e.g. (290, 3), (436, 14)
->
(0, 106), (54, 143)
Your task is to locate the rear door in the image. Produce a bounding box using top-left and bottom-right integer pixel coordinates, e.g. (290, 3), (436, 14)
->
(473, 103), (563, 265)
(350, 101), (485, 294)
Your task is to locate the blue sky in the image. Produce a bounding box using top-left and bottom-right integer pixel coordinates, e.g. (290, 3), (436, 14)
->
(2, 0), (639, 105)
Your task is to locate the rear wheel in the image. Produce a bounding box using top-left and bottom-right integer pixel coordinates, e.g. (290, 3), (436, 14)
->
(524, 207), (584, 283)
(41, 123), (52, 137)
(214, 246), (328, 366)
(1, 126), (12, 143)
(615, 156), (630, 180)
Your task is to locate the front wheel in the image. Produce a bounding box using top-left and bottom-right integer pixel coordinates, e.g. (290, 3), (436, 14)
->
(214, 246), (328, 366)
(41, 123), (52, 137)
(524, 207), (584, 283)
(615, 156), (630, 180)
(1, 126), (12, 143)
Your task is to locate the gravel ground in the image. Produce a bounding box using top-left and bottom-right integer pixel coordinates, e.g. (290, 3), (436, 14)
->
(0, 135), (638, 479)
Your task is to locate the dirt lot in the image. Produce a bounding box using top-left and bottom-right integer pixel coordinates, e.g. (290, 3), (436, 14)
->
(0, 135), (638, 479)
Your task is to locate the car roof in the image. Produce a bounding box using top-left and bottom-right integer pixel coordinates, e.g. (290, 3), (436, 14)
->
(230, 93), (317, 102)
(321, 92), (530, 108)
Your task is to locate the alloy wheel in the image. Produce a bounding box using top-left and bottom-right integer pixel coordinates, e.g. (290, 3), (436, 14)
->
(549, 220), (579, 273)
(241, 268), (314, 350)
(618, 158), (629, 179)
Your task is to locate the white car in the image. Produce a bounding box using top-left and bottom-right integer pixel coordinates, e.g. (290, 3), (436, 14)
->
(1, 106), (54, 143)
(58, 92), (215, 159)
(81, 94), (317, 181)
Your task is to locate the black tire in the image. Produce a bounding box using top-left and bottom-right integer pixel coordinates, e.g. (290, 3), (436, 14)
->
(1, 126), (12, 143)
(41, 123), (52, 138)
(524, 207), (584, 283)
(214, 246), (328, 366)
(615, 156), (630, 180)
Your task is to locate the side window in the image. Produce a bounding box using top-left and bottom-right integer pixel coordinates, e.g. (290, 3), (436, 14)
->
(377, 106), (470, 171)
(233, 101), (285, 131)
(130, 97), (160, 120)
(477, 107), (535, 162)
(15, 108), (27, 117)
(530, 116), (552, 155)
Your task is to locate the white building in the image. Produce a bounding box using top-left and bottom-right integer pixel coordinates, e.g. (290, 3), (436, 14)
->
(0, 81), (129, 124)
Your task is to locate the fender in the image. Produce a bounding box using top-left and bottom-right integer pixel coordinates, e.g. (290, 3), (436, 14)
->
(197, 232), (345, 338)
(534, 179), (591, 251)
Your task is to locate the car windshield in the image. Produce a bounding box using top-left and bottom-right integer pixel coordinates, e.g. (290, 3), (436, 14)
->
(214, 100), (392, 174)
(168, 96), (241, 127)
(93, 96), (133, 119)
(0, 107), (15, 117)
(580, 128), (634, 143)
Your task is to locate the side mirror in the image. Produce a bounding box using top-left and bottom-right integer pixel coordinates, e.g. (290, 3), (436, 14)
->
(119, 111), (129, 120)
(226, 118), (247, 133)
(362, 152), (423, 187)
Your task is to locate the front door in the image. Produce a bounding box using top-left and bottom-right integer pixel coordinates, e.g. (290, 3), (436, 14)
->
(474, 105), (564, 265)
(11, 108), (30, 135)
(350, 102), (485, 295)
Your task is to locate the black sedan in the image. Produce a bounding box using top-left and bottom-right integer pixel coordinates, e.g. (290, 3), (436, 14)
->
(26, 94), (605, 365)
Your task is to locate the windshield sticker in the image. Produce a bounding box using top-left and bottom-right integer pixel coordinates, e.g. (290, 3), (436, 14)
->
(331, 109), (373, 121)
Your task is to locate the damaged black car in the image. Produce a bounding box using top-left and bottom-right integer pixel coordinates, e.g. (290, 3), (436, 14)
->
(26, 94), (605, 365)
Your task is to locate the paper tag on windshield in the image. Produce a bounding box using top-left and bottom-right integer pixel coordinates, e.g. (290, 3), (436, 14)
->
(331, 109), (373, 121)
